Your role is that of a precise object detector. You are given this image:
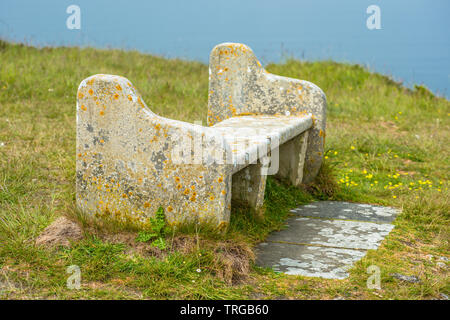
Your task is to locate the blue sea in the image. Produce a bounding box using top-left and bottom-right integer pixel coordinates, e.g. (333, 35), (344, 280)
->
(1, 0), (449, 97)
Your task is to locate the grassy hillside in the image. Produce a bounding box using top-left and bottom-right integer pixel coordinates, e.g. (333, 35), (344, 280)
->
(0, 40), (448, 299)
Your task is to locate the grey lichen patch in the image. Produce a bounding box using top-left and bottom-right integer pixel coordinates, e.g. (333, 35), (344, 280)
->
(290, 201), (400, 223)
(256, 201), (399, 279)
(256, 243), (366, 279)
(268, 217), (394, 250)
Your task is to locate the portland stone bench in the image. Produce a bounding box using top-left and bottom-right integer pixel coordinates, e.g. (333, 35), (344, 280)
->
(76, 42), (326, 229)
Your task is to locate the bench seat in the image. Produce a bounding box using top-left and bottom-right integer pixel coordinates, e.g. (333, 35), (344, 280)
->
(213, 114), (313, 174)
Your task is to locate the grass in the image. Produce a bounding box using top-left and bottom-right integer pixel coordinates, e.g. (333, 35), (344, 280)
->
(0, 40), (448, 299)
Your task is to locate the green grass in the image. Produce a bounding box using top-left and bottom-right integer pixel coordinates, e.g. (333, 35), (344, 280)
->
(0, 40), (448, 299)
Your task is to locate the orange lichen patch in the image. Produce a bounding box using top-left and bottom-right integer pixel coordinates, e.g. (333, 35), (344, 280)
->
(167, 206), (173, 212)
(176, 183), (182, 190)
(77, 153), (82, 158)
(199, 175), (203, 179)
(87, 78), (95, 85)
(100, 139), (105, 144)
(113, 93), (119, 100)
(174, 176), (181, 183)
(189, 195), (196, 202)
(128, 95), (132, 101)
(137, 97), (145, 108)
(122, 193), (127, 198)
(81, 105), (87, 111)
(155, 123), (161, 130)
(138, 178), (143, 184)
(218, 176), (223, 183)
(88, 89), (94, 95)
(209, 196), (215, 201)
(183, 188), (190, 195)
(144, 201), (150, 208)
(221, 190), (226, 195)
(99, 110), (105, 116)
(78, 92), (84, 99)
(115, 84), (122, 91)
(319, 129), (326, 138)
(191, 185), (195, 190)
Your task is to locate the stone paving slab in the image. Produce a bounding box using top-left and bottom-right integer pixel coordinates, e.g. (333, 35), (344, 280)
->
(290, 201), (399, 223)
(256, 201), (400, 279)
(256, 242), (366, 279)
(267, 217), (394, 250)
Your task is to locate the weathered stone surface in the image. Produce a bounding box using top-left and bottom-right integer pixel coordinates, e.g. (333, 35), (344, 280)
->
(256, 242), (366, 279)
(256, 201), (400, 279)
(267, 217), (394, 250)
(390, 273), (421, 284)
(35, 217), (84, 247)
(76, 43), (327, 229)
(290, 201), (400, 223)
(208, 43), (327, 183)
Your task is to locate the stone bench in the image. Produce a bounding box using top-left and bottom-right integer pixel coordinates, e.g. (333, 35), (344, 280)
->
(76, 42), (326, 229)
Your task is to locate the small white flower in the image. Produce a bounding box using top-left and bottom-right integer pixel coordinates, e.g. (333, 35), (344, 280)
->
(196, 268), (201, 273)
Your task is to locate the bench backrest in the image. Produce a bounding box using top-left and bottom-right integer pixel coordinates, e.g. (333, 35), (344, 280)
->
(207, 43), (327, 183)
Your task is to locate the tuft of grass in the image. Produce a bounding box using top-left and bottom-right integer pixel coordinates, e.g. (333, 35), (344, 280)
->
(0, 40), (448, 299)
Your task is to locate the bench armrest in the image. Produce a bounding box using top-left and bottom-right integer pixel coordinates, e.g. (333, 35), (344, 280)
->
(207, 43), (326, 183)
(76, 74), (231, 225)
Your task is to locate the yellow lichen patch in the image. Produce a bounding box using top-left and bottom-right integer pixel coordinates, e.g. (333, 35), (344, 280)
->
(209, 195), (214, 201)
(78, 92), (84, 99)
(115, 84), (122, 91)
(144, 202), (150, 208)
(218, 176), (223, 183)
(81, 105), (87, 111)
(137, 96), (145, 108)
(100, 139), (105, 144)
(319, 129), (325, 138)
(176, 183), (182, 190)
(128, 95), (132, 101)
(191, 185), (195, 190)
(183, 188), (190, 195)
(88, 89), (94, 95)
(167, 206), (173, 212)
(221, 190), (226, 195)
(99, 110), (105, 116)
(113, 93), (119, 100)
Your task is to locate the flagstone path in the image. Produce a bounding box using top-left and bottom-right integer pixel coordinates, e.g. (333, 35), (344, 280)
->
(255, 201), (400, 279)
